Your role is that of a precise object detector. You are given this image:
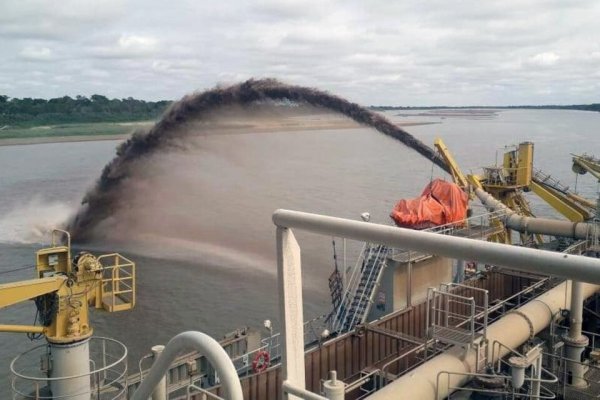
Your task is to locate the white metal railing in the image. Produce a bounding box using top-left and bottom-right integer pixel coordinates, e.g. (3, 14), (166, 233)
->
(272, 209), (600, 399)
(10, 337), (128, 400)
(232, 314), (329, 376)
(388, 208), (509, 260)
(186, 383), (225, 400)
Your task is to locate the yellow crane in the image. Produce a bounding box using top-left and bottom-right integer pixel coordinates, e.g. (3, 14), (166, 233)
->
(0, 229), (135, 399)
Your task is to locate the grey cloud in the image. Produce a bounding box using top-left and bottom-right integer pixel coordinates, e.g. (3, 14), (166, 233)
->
(1, 0), (599, 105)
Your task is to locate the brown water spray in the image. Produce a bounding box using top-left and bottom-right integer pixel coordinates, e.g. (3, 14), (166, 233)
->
(67, 79), (449, 240)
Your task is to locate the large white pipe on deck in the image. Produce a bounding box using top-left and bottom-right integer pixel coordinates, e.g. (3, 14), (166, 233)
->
(367, 281), (600, 400)
(131, 331), (243, 400)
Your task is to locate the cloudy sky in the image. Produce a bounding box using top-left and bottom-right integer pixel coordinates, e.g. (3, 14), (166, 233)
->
(1, 0), (599, 106)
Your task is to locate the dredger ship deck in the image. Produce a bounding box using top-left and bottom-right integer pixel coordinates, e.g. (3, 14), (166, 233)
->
(3, 137), (600, 400)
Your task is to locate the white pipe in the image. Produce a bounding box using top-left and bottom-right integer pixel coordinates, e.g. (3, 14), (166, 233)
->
(323, 371), (345, 400)
(475, 188), (594, 239)
(131, 331), (243, 400)
(569, 281), (585, 339)
(150, 345), (167, 400)
(272, 210), (600, 284)
(367, 281), (600, 400)
(564, 280), (589, 388)
(48, 339), (91, 400)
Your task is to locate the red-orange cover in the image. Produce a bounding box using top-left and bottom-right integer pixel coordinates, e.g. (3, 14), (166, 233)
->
(390, 179), (468, 229)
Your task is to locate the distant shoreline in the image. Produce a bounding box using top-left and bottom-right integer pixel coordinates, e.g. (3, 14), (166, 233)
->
(0, 120), (438, 147)
(0, 134), (130, 147)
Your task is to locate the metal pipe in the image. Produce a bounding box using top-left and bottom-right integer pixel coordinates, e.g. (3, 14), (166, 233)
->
(271, 210), (600, 399)
(475, 188), (594, 239)
(564, 280), (589, 388)
(49, 339), (91, 400)
(570, 281), (585, 339)
(475, 185), (596, 387)
(368, 281), (600, 400)
(0, 324), (45, 334)
(323, 371), (345, 400)
(150, 345), (167, 400)
(131, 331), (243, 400)
(272, 210), (600, 284)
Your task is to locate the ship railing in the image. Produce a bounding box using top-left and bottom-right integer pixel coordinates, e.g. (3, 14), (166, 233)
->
(542, 347), (600, 399)
(562, 240), (590, 255)
(388, 208), (510, 261)
(378, 276), (551, 388)
(341, 368), (380, 400)
(533, 168), (571, 193)
(97, 253), (136, 312)
(426, 283), (489, 349)
(185, 383), (224, 400)
(10, 336), (128, 400)
(232, 314), (329, 375)
(434, 340), (557, 399)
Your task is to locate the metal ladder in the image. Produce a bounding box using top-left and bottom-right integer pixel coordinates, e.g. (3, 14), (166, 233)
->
(331, 244), (388, 333)
(533, 168), (571, 193)
(342, 244), (387, 332)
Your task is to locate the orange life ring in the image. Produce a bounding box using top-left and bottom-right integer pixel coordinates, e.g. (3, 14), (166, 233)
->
(252, 350), (270, 373)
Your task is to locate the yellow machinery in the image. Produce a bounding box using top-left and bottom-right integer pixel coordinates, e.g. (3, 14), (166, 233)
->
(0, 229), (135, 399)
(434, 139), (598, 245)
(0, 229), (135, 340)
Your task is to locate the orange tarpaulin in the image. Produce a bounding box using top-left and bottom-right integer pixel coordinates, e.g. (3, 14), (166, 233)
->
(390, 179), (468, 229)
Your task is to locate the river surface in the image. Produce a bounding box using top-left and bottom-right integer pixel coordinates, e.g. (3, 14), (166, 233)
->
(0, 109), (599, 395)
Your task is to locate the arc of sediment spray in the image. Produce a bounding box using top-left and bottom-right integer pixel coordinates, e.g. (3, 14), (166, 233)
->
(67, 78), (449, 240)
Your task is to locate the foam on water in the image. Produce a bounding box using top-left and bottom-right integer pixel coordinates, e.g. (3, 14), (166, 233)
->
(0, 198), (74, 243)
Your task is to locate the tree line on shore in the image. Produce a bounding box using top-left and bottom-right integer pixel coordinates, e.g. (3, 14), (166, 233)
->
(0, 94), (171, 127)
(2, 93), (598, 128)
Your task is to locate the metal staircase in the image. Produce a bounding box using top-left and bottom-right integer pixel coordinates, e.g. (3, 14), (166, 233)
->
(533, 168), (571, 194)
(330, 244), (388, 333)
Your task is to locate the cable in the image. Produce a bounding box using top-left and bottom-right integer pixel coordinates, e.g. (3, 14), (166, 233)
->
(0, 264), (34, 275)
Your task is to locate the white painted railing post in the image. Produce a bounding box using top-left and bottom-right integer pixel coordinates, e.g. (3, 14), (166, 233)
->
(277, 227), (306, 400)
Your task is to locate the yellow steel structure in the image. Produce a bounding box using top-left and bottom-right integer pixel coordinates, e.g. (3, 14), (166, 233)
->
(573, 154), (600, 181)
(0, 229), (135, 344)
(434, 138), (469, 190)
(0, 276), (65, 309)
(434, 140), (599, 245)
(530, 180), (591, 222)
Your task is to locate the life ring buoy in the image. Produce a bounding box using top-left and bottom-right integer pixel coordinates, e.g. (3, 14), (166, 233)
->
(252, 350), (270, 373)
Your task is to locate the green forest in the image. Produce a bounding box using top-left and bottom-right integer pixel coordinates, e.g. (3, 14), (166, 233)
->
(2, 93), (599, 129)
(0, 95), (171, 127)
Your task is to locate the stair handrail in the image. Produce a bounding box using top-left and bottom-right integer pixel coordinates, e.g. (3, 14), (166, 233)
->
(331, 242), (371, 332)
(345, 245), (387, 330)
